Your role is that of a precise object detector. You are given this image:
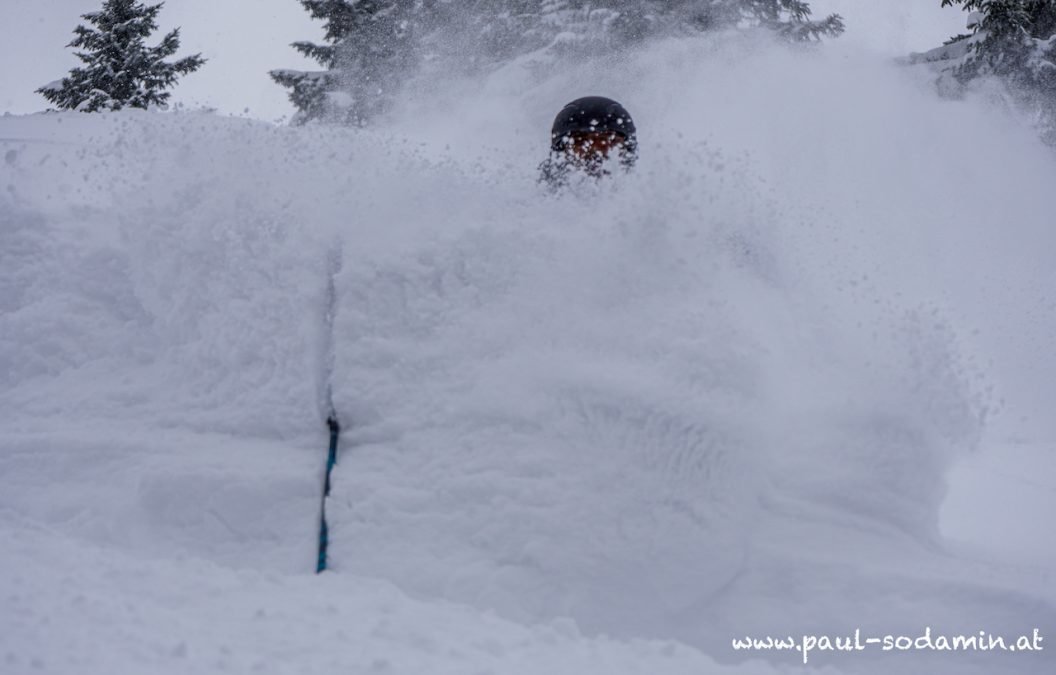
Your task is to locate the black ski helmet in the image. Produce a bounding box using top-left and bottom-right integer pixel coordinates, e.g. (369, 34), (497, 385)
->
(550, 96), (636, 153)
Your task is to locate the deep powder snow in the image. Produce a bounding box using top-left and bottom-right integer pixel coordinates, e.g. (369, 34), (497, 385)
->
(2, 33), (1055, 675)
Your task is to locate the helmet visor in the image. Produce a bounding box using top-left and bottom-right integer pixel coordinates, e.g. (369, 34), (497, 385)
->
(562, 131), (628, 160)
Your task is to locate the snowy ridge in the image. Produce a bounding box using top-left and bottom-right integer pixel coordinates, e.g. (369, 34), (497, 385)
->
(3, 33), (1056, 674)
(4, 509), (816, 675)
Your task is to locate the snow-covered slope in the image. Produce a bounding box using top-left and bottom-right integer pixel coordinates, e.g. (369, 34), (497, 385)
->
(2, 34), (1054, 675)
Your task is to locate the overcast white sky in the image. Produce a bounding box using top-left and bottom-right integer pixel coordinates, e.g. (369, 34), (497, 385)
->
(0, 0), (967, 122)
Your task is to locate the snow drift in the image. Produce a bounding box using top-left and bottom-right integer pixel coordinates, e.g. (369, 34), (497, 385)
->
(2, 32), (1055, 675)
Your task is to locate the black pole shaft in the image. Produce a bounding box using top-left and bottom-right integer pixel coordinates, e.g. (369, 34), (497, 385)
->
(316, 415), (341, 574)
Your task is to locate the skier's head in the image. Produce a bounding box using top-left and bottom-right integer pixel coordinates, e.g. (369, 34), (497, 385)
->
(549, 96), (637, 176)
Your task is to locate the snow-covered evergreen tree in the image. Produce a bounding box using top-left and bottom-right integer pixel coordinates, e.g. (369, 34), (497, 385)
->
(271, 0), (426, 125)
(37, 0), (204, 113)
(941, 1), (1056, 87)
(916, 1), (1056, 142)
(274, 0), (842, 126)
(470, 0), (844, 58)
(738, 0), (846, 40)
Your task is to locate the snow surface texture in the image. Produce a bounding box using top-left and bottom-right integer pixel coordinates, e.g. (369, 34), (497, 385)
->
(3, 33), (1055, 675)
